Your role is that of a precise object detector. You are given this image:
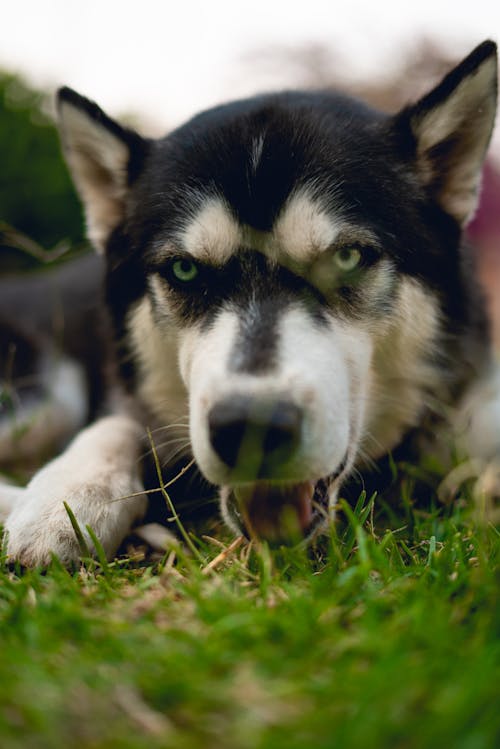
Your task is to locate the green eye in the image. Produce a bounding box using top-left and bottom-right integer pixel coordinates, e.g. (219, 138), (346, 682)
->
(171, 258), (199, 283)
(333, 247), (362, 272)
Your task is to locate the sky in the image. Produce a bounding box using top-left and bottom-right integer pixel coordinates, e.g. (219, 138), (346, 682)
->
(1, 0), (500, 137)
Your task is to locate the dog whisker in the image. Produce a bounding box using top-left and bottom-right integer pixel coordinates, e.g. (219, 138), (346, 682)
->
(139, 436), (190, 460)
(159, 442), (193, 465)
(148, 422), (190, 435)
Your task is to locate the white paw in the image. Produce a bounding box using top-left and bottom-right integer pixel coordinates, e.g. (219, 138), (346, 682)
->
(2, 415), (148, 566)
(4, 478), (146, 567)
(4, 492), (84, 567)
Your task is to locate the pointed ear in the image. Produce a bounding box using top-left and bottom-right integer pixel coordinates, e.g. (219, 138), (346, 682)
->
(57, 87), (148, 252)
(396, 40), (497, 226)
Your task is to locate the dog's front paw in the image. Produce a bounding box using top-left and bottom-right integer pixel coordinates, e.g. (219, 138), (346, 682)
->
(2, 415), (147, 567)
(4, 498), (83, 567)
(3, 480), (146, 567)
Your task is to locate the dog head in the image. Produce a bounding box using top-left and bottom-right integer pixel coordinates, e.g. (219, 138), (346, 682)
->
(57, 41), (497, 543)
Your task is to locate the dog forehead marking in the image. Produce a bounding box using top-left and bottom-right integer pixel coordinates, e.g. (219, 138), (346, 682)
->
(178, 191), (342, 265)
(273, 191), (341, 262)
(178, 197), (242, 264)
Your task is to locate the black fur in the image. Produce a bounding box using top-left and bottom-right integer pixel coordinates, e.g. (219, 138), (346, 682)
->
(92, 82), (490, 398)
(1, 42), (498, 560)
(52, 44), (497, 420)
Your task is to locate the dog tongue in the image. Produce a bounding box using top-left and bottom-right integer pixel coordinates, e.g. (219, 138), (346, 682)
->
(235, 481), (314, 543)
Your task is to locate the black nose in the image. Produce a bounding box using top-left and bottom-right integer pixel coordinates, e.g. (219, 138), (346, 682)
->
(208, 397), (303, 472)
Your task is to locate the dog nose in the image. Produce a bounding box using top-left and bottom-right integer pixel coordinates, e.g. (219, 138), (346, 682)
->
(208, 397), (302, 472)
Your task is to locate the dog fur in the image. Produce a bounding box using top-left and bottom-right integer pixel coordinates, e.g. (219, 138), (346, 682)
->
(0, 40), (498, 564)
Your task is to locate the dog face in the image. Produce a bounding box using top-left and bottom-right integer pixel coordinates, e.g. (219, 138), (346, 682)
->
(57, 42), (497, 543)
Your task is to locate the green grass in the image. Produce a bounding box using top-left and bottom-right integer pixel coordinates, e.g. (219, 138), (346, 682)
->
(0, 488), (499, 749)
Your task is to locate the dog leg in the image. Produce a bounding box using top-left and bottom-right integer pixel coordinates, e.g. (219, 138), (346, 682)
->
(2, 415), (147, 566)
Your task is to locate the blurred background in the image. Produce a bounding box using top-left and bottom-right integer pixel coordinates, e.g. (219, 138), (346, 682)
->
(1, 0), (499, 333)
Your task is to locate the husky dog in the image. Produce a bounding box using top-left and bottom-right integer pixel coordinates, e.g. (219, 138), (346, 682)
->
(0, 41), (498, 566)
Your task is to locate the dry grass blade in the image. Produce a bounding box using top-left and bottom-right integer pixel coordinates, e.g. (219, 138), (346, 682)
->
(114, 685), (173, 737)
(0, 220), (73, 262)
(202, 536), (246, 575)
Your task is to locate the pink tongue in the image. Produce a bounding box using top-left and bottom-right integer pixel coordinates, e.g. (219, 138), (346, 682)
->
(236, 481), (314, 542)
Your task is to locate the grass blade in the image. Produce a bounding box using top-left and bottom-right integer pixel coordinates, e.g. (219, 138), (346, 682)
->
(85, 524), (110, 575)
(63, 502), (91, 559)
(147, 428), (205, 564)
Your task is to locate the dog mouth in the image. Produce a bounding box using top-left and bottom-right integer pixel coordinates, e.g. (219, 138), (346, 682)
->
(223, 460), (346, 545)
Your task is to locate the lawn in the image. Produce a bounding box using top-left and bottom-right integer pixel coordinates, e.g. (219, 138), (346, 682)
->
(0, 482), (499, 749)
(1, 59), (499, 749)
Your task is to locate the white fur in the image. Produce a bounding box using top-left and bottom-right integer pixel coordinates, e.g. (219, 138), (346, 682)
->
(127, 294), (189, 427)
(416, 56), (496, 156)
(412, 54), (497, 225)
(175, 189), (344, 268)
(179, 310), (241, 481)
(6, 46), (496, 564)
(175, 272), (445, 511)
(180, 304), (373, 486)
(455, 361), (500, 459)
(273, 190), (342, 263)
(3, 415), (147, 566)
(177, 197), (242, 264)
(58, 100), (130, 251)
(362, 278), (442, 460)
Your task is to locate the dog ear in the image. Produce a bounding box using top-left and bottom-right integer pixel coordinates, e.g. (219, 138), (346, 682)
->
(57, 87), (148, 252)
(396, 40), (497, 226)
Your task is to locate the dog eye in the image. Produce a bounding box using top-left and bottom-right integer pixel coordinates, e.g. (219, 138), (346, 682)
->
(333, 247), (362, 272)
(171, 258), (199, 283)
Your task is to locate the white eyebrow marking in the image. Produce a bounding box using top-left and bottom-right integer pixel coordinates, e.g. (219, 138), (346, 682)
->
(173, 189), (347, 267)
(273, 189), (342, 262)
(177, 197), (242, 264)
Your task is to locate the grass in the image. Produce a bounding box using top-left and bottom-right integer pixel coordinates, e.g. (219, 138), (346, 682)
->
(0, 479), (499, 749)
